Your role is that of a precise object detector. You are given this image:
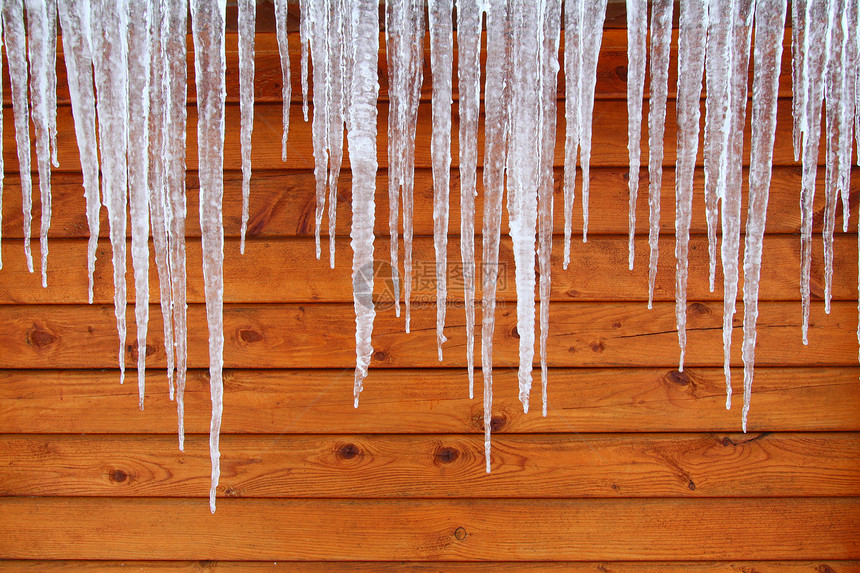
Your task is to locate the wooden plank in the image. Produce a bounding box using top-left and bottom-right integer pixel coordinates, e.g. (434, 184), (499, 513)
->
(0, 301), (854, 369)
(1, 366), (857, 435)
(1, 98), (813, 173)
(2, 562), (859, 573)
(1, 233), (854, 304)
(1, 433), (857, 498)
(0, 497), (856, 560)
(2, 166), (855, 240)
(32, 28), (796, 106)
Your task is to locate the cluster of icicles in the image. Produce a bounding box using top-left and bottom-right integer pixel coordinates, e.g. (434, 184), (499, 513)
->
(0, 0), (857, 511)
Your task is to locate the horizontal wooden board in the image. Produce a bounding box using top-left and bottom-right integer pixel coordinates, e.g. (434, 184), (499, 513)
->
(1, 233), (855, 304)
(1, 166), (855, 240)
(2, 561), (858, 573)
(0, 301), (855, 369)
(30, 28), (795, 106)
(1, 97), (812, 173)
(0, 497), (856, 560)
(1, 432), (857, 498)
(1, 366), (857, 435)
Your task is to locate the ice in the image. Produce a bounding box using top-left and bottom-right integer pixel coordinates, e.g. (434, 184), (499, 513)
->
(3, 0), (32, 274)
(456, 0), (481, 398)
(310, 0), (330, 259)
(145, 0), (175, 399)
(238, 0), (255, 254)
(348, 0), (380, 408)
(164, 0), (189, 448)
(127, 0), (152, 410)
(58, 0), (101, 304)
(742, 0), (786, 432)
(720, 0), (754, 408)
(508, 0), (541, 412)
(823, 0), (851, 315)
(385, 0), (425, 327)
(327, 2), (346, 269)
(791, 0), (808, 162)
(674, 0), (707, 372)
(300, 0), (310, 120)
(626, 0), (646, 271)
(190, 0), (227, 514)
(91, 0), (129, 385)
(538, 0), (561, 416)
(428, 0), (453, 360)
(482, 0), (511, 472)
(0, 12), (4, 269)
(703, 0), (732, 292)
(25, 0), (56, 288)
(798, 0), (827, 345)
(275, 0), (291, 162)
(646, 0), (673, 309)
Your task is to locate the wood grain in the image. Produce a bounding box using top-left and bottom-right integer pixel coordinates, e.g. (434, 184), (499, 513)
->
(2, 98), (812, 173)
(0, 301), (854, 369)
(1, 367), (857, 434)
(1, 167), (855, 240)
(0, 497), (856, 560)
(1, 432), (857, 498)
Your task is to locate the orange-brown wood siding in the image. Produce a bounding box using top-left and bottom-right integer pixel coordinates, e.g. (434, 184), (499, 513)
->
(0, 4), (858, 569)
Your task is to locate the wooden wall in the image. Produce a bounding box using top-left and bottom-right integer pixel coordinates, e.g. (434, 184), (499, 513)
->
(1, 4), (859, 570)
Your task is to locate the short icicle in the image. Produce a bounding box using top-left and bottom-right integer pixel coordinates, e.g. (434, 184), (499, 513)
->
(238, 0), (255, 254)
(742, 0), (787, 432)
(348, 0), (379, 408)
(428, 0), (453, 360)
(190, 0), (228, 514)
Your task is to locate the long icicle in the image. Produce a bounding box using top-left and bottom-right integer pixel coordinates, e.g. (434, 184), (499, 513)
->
(429, 0), (453, 360)
(481, 0), (511, 472)
(127, 0), (152, 410)
(646, 0), (673, 309)
(310, 0), (331, 260)
(457, 0), (481, 399)
(674, 0), (708, 372)
(349, 0), (379, 407)
(327, 1), (346, 269)
(625, 0), (646, 271)
(562, 0), (582, 268)
(742, 0), (787, 432)
(57, 0), (100, 305)
(91, 0), (129, 385)
(190, 0), (227, 514)
(275, 0), (291, 162)
(238, 0), (255, 254)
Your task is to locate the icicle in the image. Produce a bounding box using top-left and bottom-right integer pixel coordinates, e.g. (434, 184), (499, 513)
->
(798, 0), (828, 346)
(300, 0), (311, 121)
(385, 0), (425, 328)
(703, 0), (732, 292)
(625, 0), (646, 271)
(562, 0), (581, 269)
(674, 0), (708, 373)
(275, 0), (291, 162)
(742, 0), (787, 432)
(457, 0), (481, 399)
(58, 0), (101, 305)
(310, 0), (330, 260)
(576, 0), (607, 243)
(327, 2), (346, 269)
(238, 0), (255, 254)
(348, 0), (380, 407)
(190, 0), (227, 514)
(507, 0), (542, 413)
(145, 0), (175, 400)
(164, 0), (189, 448)
(538, 0), (561, 417)
(0, 8), (4, 269)
(24, 0), (56, 288)
(646, 0), (673, 309)
(428, 0), (453, 360)
(721, 0), (754, 409)
(127, 0), (151, 410)
(3, 0), (33, 275)
(482, 0), (511, 472)
(823, 0), (851, 314)
(91, 0), (129, 385)
(791, 0), (808, 162)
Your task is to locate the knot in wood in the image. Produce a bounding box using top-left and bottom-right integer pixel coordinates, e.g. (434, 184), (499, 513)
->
(490, 414), (506, 432)
(27, 327), (56, 348)
(453, 527), (467, 541)
(110, 469), (128, 483)
(238, 328), (263, 344)
(509, 326), (520, 340)
(435, 446), (459, 464)
(615, 64), (628, 82)
(688, 480), (696, 491)
(590, 340), (606, 353)
(337, 442), (360, 460)
(688, 302), (711, 317)
(663, 369), (690, 386)
(372, 350), (387, 362)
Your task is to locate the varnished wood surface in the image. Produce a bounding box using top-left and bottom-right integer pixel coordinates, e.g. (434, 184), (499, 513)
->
(0, 497), (857, 561)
